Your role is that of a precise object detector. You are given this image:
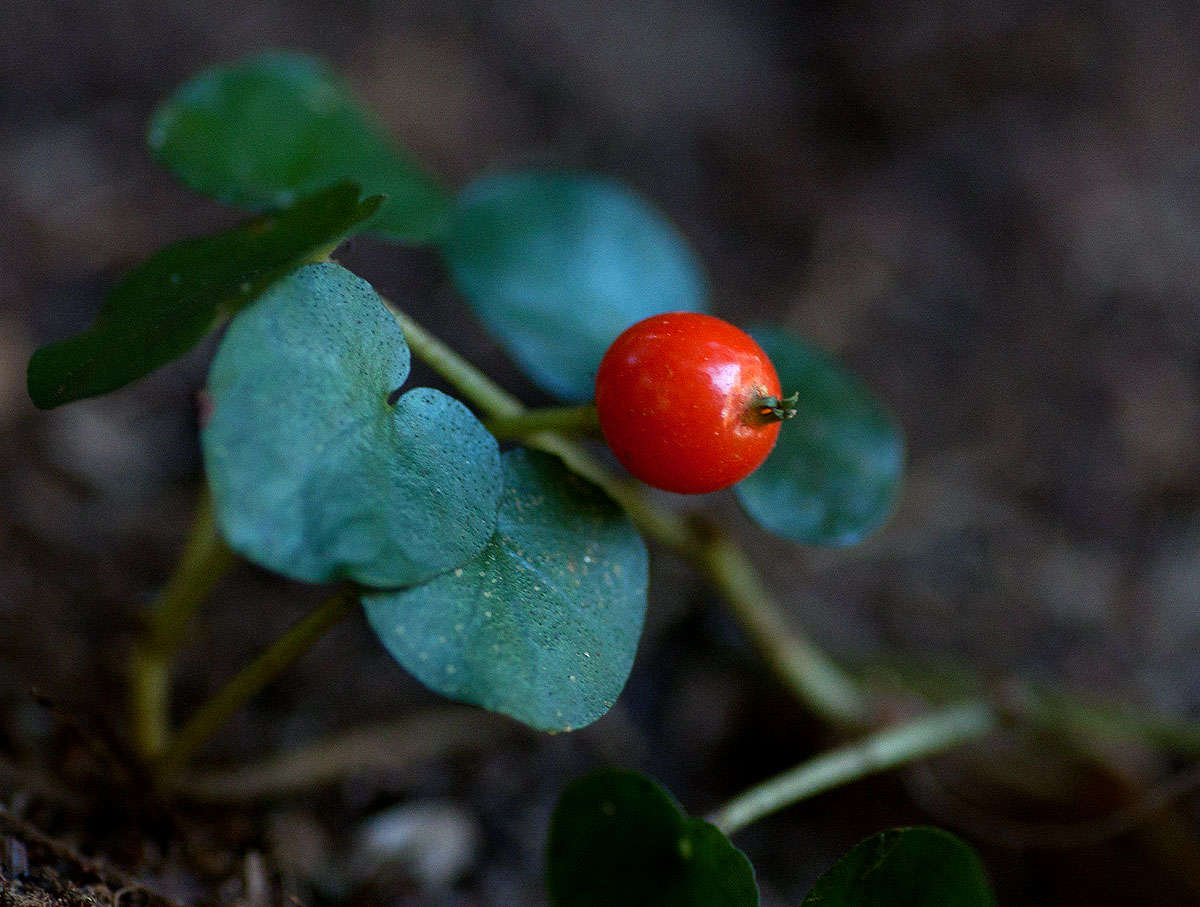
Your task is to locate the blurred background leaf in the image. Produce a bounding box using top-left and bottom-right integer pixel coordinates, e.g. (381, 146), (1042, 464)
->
(736, 326), (904, 546)
(547, 769), (757, 906)
(441, 170), (709, 400)
(149, 52), (448, 242)
(800, 827), (996, 907)
(27, 183), (379, 408)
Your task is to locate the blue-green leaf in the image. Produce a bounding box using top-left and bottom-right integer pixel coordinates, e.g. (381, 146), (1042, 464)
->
(149, 52), (448, 242)
(801, 827), (997, 906)
(202, 263), (501, 586)
(440, 171), (709, 400)
(547, 769), (758, 907)
(735, 327), (904, 546)
(27, 183), (379, 409)
(362, 449), (648, 731)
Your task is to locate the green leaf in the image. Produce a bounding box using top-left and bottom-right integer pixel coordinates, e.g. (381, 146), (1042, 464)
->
(441, 170), (709, 401)
(202, 262), (501, 586)
(735, 327), (904, 546)
(801, 827), (997, 906)
(362, 449), (648, 731)
(547, 769), (757, 907)
(27, 183), (380, 409)
(149, 52), (448, 243)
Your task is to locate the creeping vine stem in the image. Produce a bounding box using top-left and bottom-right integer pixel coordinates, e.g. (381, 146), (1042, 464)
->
(385, 301), (869, 726)
(129, 490), (235, 759)
(141, 295), (1200, 816)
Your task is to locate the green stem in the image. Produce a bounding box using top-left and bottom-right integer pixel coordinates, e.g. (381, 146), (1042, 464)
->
(691, 529), (868, 725)
(383, 299), (867, 726)
(707, 702), (996, 836)
(157, 589), (356, 781)
(528, 436), (694, 550)
(386, 305), (524, 418)
(485, 404), (602, 440)
(130, 490), (236, 759)
(1013, 684), (1200, 756)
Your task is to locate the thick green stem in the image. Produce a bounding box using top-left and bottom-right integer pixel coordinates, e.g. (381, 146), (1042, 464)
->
(485, 404), (602, 440)
(383, 299), (867, 725)
(157, 589), (356, 781)
(130, 491), (236, 759)
(707, 702), (996, 836)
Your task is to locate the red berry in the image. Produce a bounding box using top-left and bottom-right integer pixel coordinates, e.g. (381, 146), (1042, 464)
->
(595, 312), (787, 494)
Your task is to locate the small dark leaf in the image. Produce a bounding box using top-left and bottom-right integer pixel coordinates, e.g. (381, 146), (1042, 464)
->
(149, 52), (448, 242)
(801, 827), (997, 906)
(547, 769), (757, 907)
(735, 327), (904, 545)
(203, 263), (502, 586)
(441, 170), (709, 400)
(362, 449), (648, 731)
(27, 183), (379, 409)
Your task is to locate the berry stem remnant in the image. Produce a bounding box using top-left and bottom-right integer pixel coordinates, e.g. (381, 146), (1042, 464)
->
(749, 391), (798, 424)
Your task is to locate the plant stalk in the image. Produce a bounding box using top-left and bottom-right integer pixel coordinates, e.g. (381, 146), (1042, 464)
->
(484, 404), (602, 440)
(386, 306), (524, 418)
(130, 490), (236, 759)
(157, 588), (356, 781)
(707, 702), (996, 836)
(691, 529), (868, 725)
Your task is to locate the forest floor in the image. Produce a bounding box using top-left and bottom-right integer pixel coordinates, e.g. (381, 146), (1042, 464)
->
(4, 1), (1200, 903)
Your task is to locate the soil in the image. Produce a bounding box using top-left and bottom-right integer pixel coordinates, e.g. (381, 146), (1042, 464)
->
(3, 1), (1200, 904)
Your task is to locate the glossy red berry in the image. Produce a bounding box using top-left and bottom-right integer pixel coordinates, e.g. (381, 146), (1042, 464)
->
(595, 312), (790, 494)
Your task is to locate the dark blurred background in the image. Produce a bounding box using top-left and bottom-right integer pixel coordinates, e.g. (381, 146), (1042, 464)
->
(3, 1), (1200, 904)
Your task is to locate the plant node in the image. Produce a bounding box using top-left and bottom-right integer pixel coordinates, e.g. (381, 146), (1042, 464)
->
(748, 391), (798, 423)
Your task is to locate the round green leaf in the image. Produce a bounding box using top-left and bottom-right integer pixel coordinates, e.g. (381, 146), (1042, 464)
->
(801, 827), (997, 906)
(735, 327), (904, 546)
(27, 183), (380, 409)
(441, 170), (709, 400)
(547, 769), (758, 907)
(362, 449), (648, 731)
(202, 263), (501, 586)
(149, 52), (448, 243)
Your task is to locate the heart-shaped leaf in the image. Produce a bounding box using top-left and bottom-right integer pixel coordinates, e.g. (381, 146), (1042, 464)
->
(547, 769), (758, 907)
(801, 827), (997, 906)
(149, 52), (448, 243)
(735, 327), (904, 546)
(362, 449), (647, 731)
(440, 170), (709, 401)
(202, 262), (501, 586)
(27, 183), (379, 409)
